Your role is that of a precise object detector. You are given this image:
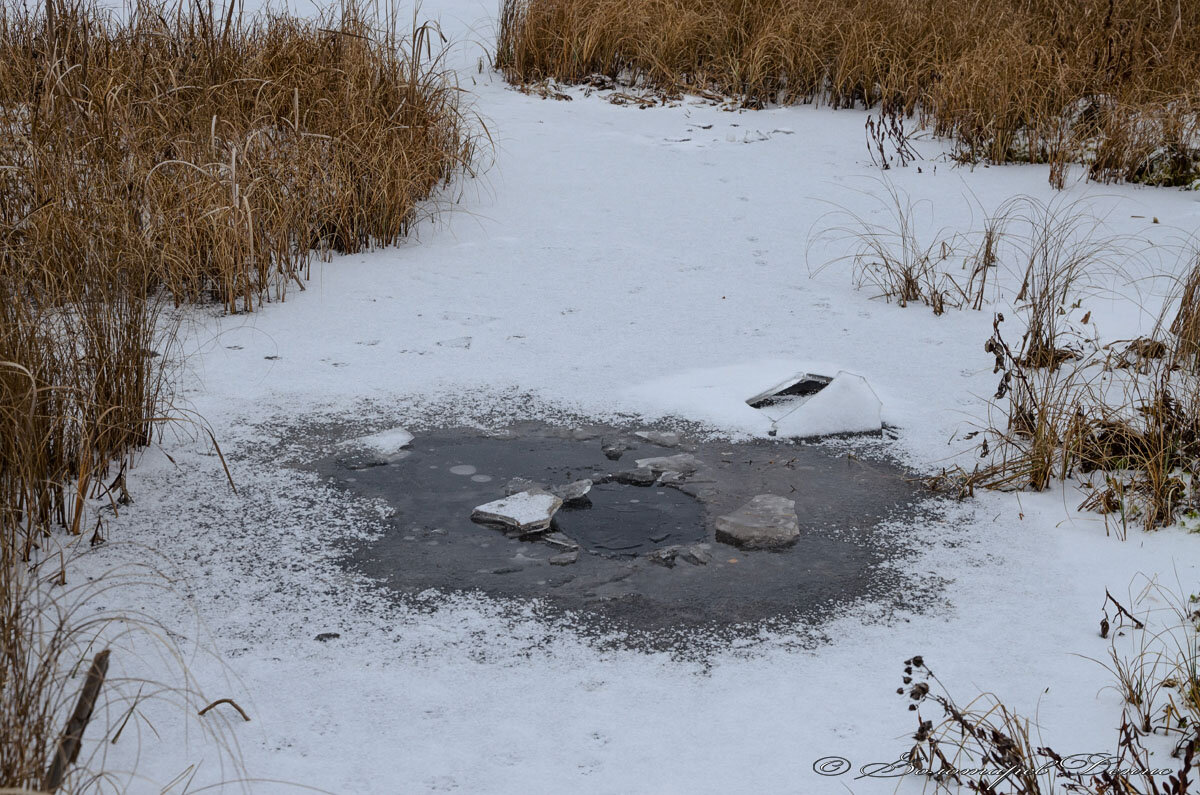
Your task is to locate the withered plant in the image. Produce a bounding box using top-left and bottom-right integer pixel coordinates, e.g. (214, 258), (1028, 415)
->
(813, 182), (961, 314)
(1, 0), (481, 788)
(901, 581), (1200, 793)
(497, 0), (1200, 187)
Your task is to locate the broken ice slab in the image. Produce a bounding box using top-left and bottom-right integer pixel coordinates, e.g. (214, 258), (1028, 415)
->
(471, 491), (563, 534)
(601, 436), (631, 460)
(714, 494), (800, 550)
(647, 545), (680, 567)
(747, 371), (882, 438)
(505, 476), (547, 496)
(542, 532), (580, 551)
(634, 430), (681, 447)
(503, 477), (592, 505)
(633, 453), (699, 476)
(609, 468), (657, 486)
(549, 479), (593, 504)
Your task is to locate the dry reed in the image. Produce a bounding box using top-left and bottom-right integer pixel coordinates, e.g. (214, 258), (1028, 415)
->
(497, 0), (1200, 185)
(0, 0), (480, 560)
(969, 252), (1200, 533)
(1, 0), (479, 787)
(904, 582), (1200, 793)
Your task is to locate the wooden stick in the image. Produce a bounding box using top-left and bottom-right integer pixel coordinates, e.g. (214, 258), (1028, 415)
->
(43, 649), (110, 793)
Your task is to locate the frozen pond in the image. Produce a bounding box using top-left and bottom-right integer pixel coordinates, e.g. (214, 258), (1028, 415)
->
(308, 422), (939, 639)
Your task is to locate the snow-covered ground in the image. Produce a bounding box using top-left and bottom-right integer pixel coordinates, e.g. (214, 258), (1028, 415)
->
(64, 0), (1200, 791)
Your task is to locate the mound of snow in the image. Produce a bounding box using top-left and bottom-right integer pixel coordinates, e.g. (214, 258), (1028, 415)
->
(623, 360), (882, 438)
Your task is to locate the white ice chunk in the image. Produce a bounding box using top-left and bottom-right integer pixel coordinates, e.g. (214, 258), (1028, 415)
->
(633, 453), (699, 476)
(471, 492), (563, 533)
(348, 427), (413, 456)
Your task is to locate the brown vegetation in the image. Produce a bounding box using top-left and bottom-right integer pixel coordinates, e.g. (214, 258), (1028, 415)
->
(1, 0), (479, 787)
(902, 583), (1200, 793)
(497, 0), (1200, 185)
(966, 251), (1200, 534)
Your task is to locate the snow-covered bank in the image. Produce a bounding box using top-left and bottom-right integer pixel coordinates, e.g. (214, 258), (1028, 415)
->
(65, 0), (1200, 791)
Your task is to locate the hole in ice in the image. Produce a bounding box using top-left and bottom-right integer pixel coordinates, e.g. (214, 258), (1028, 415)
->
(745, 373), (833, 410)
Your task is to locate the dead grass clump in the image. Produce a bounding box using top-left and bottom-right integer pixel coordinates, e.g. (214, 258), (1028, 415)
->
(813, 183), (963, 315)
(0, 0), (478, 313)
(1078, 376), (1200, 532)
(1, 0), (479, 786)
(1006, 198), (1118, 370)
(0, 553), (119, 791)
(0, 0), (479, 556)
(970, 307), (1200, 533)
(816, 190), (1114, 320)
(902, 655), (1198, 793)
(977, 313), (1086, 492)
(967, 312), (1200, 531)
(1, 553), (245, 791)
(1169, 250), (1200, 365)
(497, 0), (1200, 186)
(1086, 98), (1200, 187)
(963, 211), (1008, 312)
(902, 663), (1061, 793)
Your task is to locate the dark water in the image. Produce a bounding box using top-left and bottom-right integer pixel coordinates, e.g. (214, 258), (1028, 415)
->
(554, 481), (707, 555)
(312, 424), (936, 637)
(333, 432), (706, 558)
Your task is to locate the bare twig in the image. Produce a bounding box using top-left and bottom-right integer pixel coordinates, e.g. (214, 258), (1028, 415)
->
(199, 698), (251, 722)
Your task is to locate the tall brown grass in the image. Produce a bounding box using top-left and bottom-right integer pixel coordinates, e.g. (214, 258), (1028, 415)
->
(0, 0), (482, 551)
(497, 0), (1200, 185)
(1, 0), (479, 787)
